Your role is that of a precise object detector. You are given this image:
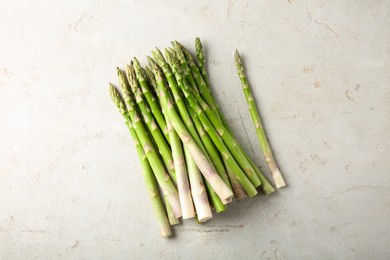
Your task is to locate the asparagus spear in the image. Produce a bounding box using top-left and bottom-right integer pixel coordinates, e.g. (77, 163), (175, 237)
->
(165, 51), (257, 197)
(152, 75), (195, 219)
(132, 62), (195, 219)
(175, 42), (250, 197)
(116, 69), (182, 218)
(187, 105), (232, 191)
(184, 147), (212, 222)
(189, 39), (276, 195)
(234, 50), (286, 188)
(151, 50), (229, 210)
(180, 41), (219, 115)
(148, 57), (234, 204)
(168, 51), (262, 185)
(166, 115), (195, 219)
(109, 84), (172, 237)
(124, 66), (177, 183)
(149, 60), (216, 218)
(223, 158), (248, 199)
(195, 37), (210, 87)
(171, 41), (197, 91)
(133, 58), (169, 143)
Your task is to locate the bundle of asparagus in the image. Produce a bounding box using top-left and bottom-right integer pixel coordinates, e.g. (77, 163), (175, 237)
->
(109, 38), (285, 237)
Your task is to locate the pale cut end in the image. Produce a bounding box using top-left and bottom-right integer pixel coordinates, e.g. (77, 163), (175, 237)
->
(234, 187), (248, 200)
(222, 197), (233, 205)
(268, 160), (286, 188)
(181, 202), (196, 220)
(160, 228), (173, 238)
(273, 169), (286, 188)
(197, 209), (213, 223)
(169, 218), (181, 226)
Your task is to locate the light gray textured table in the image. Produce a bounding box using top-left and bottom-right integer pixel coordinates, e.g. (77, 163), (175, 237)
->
(1, 0), (389, 259)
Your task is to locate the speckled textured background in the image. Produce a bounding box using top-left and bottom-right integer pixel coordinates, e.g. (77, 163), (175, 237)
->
(1, 0), (389, 259)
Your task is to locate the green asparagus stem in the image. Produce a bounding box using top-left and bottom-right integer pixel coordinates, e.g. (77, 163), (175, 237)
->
(176, 42), (250, 197)
(163, 194), (180, 225)
(222, 158), (248, 199)
(235, 50), (286, 188)
(148, 56), (234, 205)
(172, 41), (197, 91)
(132, 58), (169, 143)
(168, 52), (262, 186)
(109, 84), (172, 237)
(116, 69), (182, 218)
(184, 147), (212, 221)
(154, 77), (195, 219)
(179, 42), (219, 114)
(195, 37), (210, 87)
(150, 60), (219, 216)
(190, 39), (275, 195)
(124, 66), (177, 183)
(151, 50), (229, 210)
(164, 51), (257, 197)
(188, 106), (232, 191)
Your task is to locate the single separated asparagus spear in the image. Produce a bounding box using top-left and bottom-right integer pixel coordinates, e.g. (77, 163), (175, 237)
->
(187, 39), (275, 195)
(151, 50), (228, 211)
(116, 70), (182, 218)
(109, 84), (172, 237)
(235, 50), (286, 188)
(165, 51), (257, 197)
(148, 58), (234, 205)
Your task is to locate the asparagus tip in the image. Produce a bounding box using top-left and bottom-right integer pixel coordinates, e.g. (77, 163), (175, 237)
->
(195, 37), (201, 47)
(133, 57), (140, 67)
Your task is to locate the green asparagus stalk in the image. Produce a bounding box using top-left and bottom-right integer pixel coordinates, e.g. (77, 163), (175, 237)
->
(152, 75), (196, 219)
(179, 41), (219, 115)
(164, 51), (257, 197)
(184, 147), (212, 221)
(195, 37), (210, 87)
(116, 69), (182, 218)
(187, 106), (232, 191)
(124, 66), (177, 183)
(176, 42), (251, 197)
(151, 50), (229, 210)
(234, 50), (286, 188)
(148, 57), (234, 205)
(189, 39), (275, 195)
(167, 117), (195, 219)
(149, 58), (217, 217)
(167, 51), (261, 185)
(109, 84), (172, 237)
(222, 158), (248, 199)
(171, 41), (198, 91)
(133, 58), (169, 143)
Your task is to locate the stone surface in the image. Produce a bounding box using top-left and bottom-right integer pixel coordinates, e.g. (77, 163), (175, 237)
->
(1, 0), (389, 259)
